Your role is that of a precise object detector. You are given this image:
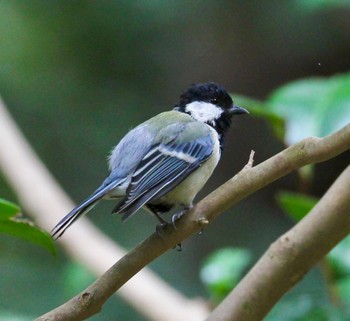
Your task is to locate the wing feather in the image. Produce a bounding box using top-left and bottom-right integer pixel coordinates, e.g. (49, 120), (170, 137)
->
(113, 131), (214, 220)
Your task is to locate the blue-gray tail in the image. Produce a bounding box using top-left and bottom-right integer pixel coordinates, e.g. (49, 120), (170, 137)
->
(52, 181), (119, 239)
(51, 193), (101, 239)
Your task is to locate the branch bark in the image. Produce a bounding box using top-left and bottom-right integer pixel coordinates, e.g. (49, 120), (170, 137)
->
(206, 164), (350, 321)
(35, 123), (350, 320)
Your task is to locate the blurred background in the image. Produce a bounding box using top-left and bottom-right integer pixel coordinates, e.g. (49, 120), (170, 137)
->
(0, 1), (349, 320)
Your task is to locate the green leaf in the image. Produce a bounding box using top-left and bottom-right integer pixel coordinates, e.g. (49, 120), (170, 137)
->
(335, 276), (350, 304)
(327, 235), (350, 280)
(0, 198), (21, 219)
(267, 73), (350, 145)
(276, 191), (318, 222)
(0, 198), (56, 255)
(318, 74), (350, 137)
(234, 94), (286, 141)
(0, 217), (56, 255)
(200, 247), (253, 302)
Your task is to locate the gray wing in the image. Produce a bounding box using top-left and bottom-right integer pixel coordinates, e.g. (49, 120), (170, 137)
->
(113, 132), (214, 221)
(108, 124), (155, 176)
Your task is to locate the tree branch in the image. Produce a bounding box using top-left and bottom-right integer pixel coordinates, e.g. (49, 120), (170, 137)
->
(36, 123), (350, 320)
(206, 164), (350, 321)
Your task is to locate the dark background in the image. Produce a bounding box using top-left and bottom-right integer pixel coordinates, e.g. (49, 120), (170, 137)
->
(0, 1), (349, 320)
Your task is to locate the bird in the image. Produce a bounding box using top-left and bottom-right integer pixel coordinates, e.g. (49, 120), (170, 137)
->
(52, 82), (249, 239)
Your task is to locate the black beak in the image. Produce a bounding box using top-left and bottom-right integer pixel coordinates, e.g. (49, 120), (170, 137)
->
(230, 105), (249, 115)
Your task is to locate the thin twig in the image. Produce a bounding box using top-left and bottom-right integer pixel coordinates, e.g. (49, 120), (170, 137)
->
(244, 150), (255, 170)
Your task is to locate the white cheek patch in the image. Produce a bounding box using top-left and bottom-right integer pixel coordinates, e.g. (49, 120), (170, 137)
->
(185, 101), (223, 123)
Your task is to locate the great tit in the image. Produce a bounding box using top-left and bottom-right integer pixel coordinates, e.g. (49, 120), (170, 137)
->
(52, 82), (248, 239)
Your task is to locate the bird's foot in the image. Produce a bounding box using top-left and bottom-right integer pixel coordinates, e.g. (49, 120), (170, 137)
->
(173, 243), (182, 251)
(155, 207), (191, 250)
(155, 223), (182, 251)
(156, 221), (168, 239)
(171, 208), (189, 230)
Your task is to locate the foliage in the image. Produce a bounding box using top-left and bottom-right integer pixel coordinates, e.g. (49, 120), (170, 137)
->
(0, 198), (55, 255)
(200, 247), (253, 303)
(328, 236), (350, 283)
(236, 73), (350, 147)
(276, 190), (350, 317)
(276, 191), (318, 222)
(266, 73), (350, 319)
(267, 74), (350, 146)
(210, 72), (350, 319)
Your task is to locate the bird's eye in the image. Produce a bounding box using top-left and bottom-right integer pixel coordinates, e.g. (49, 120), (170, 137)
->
(210, 98), (218, 104)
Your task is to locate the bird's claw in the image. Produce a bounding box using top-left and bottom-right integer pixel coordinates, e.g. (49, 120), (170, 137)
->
(156, 223), (182, 251)
(171, 210), (186, 230)
(173, 243), (182, 251)
(156, 222), (168, 239)
(155, 209), (189, 250)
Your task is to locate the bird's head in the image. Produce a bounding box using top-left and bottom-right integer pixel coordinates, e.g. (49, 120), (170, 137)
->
(174, 82), (249, 141)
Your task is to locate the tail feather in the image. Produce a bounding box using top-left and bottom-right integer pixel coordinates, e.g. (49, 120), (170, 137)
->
(52, 179), (122, 239)
(51, 194), (101, 239)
